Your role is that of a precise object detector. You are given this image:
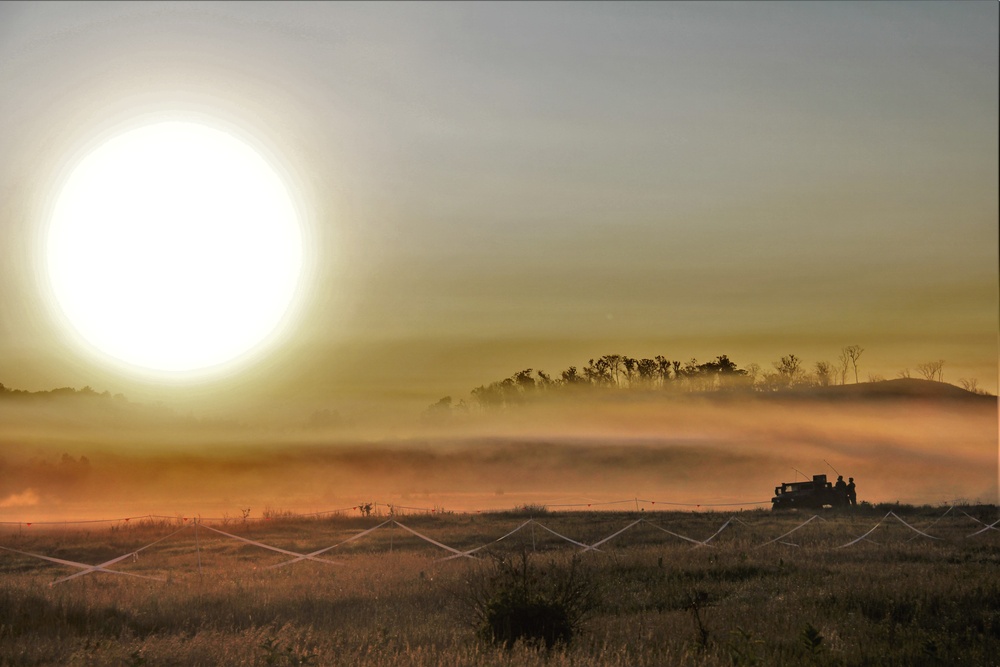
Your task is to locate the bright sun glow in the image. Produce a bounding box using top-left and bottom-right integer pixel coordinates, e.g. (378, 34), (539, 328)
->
(47, 121), (303, 374)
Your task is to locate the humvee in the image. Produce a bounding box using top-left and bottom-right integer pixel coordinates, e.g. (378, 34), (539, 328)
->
(771, 474), (847, 510)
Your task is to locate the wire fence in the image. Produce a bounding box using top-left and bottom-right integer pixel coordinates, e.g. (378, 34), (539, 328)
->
(1, 504), (997, 587)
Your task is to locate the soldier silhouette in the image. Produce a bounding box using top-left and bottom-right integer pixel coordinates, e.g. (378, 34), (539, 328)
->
(834, 475), (848, 506)
(847, 477), (857, 506)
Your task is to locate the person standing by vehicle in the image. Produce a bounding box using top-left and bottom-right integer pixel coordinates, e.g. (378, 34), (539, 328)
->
(834, 476), (848, 506)
(847, 478), (857, 506)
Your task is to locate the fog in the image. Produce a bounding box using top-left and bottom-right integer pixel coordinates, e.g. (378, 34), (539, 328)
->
(1, 385), (995, 522)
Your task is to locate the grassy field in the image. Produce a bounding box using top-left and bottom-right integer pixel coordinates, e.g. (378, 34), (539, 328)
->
(1, 506), (998, 666)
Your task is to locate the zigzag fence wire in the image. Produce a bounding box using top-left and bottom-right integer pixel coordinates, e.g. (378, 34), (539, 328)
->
(0, 504), (996, 586)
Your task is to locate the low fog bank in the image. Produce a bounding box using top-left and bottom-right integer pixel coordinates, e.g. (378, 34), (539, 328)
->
(1, 387), (995, 521)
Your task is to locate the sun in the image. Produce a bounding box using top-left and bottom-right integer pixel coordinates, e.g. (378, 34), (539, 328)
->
(46, 121), (304, 375)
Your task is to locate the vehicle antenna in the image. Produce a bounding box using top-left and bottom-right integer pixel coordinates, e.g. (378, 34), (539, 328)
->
(792, 467), (807, 480)
(824, 459), (841, 477)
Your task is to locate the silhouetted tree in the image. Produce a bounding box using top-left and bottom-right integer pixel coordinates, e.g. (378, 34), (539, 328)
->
(814, 361), (833, 387)
(622, 356), (637, 387)
(472, 383), (505, 410)
(636, 358), (659, 386)
(773, 354), (805, 387)
(842, 345), (864, 383)
(959, 378), (984, 394)
(915, 360), (944, 382)
(691, 355), (745, 390)
(513, 369), (536, 392)
(499, 377), (520, 404)
(759, 371), (785, 392)
(599, 354), (622, 387)
(678, 358), (716, 392)
(655, 356), (674, 387)
(560, 366), (586, 385)
(424, 396), (453, 421)
(698, 355), (743, 375)
(836, 349), (850, 385)
(583, 357), (612, 386)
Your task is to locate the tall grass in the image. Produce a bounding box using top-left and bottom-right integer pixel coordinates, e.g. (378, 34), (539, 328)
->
(0, 509), (996, 665)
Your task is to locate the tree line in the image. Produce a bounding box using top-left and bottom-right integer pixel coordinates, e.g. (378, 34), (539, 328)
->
(0, 383), (128, 402)
(428, 345), (989, 414)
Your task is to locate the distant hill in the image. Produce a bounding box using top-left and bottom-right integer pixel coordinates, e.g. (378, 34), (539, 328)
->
(795, 378), (994, 401)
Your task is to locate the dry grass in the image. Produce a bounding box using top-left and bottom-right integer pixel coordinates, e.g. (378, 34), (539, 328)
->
(0, 508), (997, 666)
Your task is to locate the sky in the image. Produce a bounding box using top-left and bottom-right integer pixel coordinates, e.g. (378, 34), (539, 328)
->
(1, 1), (997, 418)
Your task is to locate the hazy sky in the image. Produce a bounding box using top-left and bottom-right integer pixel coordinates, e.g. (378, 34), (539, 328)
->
(1, 1), (997, 416)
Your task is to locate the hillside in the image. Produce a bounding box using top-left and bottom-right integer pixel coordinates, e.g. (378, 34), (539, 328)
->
(796, 378), (994, 401)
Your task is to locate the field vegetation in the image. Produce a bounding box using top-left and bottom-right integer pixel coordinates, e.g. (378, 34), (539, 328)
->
(1, 506), (997, 666)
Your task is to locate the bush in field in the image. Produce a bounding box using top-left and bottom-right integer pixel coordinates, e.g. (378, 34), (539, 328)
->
(258, 637), (317, 666)
(484, 594), (571, 650)
(519, 503), (548, 515)
(463, 551), (594, 650)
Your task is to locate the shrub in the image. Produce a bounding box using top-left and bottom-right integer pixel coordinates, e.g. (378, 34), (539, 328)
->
(463, 551), (595, 650)
(519, 503), (549, 515)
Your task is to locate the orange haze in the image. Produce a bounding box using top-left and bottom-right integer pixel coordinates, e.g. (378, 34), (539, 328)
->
(1, 382), (995, 522)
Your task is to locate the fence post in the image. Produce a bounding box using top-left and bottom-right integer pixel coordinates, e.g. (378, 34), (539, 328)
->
(194, 518), (203, 576)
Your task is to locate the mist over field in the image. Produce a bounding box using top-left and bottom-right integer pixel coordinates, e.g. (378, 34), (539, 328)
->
(1, 382), (994, 522)
(1, 4), (997, 664)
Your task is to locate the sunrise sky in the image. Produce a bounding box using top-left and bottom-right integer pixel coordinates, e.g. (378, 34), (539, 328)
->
(1, 1), (997, 418)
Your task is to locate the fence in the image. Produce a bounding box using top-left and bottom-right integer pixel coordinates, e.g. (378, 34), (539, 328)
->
(1, 505), (997, 586)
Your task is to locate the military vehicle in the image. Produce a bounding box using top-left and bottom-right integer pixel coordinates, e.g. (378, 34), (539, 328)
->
(771, 474), (847, 510)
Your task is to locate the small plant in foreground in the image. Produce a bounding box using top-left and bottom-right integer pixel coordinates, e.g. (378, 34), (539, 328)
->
(686, 589), (711, 652)
(727, 626), (764, 666)
(799, 622), (825, 658)
(259, 637), (317, 666)
(463, 550), (594, 650)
